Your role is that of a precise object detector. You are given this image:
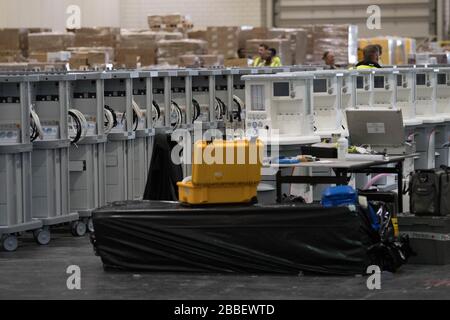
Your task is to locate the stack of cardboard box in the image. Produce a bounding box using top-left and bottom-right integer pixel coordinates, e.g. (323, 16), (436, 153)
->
(157, 39), (207, 65)
(179, 54), (224, 67)
(238, 27), (269, 52)
(206, 27), (240, 59)
(116, 29), (185, 68)
(300, 24), (358, 66)
(28, 32), (75, 61)
(148, 14), (193, 34)
(0, 28), (28, 62)
(67, 47), (114, 69)
(187, 30), (207, 41)
(73, 27), (120, 48)
(268, 28), (308, 65)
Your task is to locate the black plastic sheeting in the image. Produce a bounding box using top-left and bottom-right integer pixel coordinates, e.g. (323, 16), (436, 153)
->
(92, 201), (374, 275)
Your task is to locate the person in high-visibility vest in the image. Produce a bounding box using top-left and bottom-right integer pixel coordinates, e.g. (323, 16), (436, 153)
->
(354, 45), (382, 69)
(267, 48), (282, 67)
(252, 43), (269, 67)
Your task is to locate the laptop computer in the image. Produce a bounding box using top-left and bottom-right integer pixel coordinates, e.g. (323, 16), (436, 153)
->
(345, 109), (411, 155)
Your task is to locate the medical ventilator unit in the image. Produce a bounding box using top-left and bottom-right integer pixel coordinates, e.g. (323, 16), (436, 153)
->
(413, 67), (442, 169)
(0, 74), (43, 251)
(311, 70), (351, 138)
(434, 67), (450, 121)
(30, 73), (83, 236)
(104, 71), (138, 202)
(68, 72), (110, 232)
(177, 139), (264, 205)
(395, 68), (423, 126)
(414, 67), (441, 124)
(242, 72), (320, 146)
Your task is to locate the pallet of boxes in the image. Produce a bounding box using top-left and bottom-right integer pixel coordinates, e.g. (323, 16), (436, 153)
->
(116, 29), (183, 68)
(147, 14), (222, 68)
(298, 24), (358, 67)
(0, 28), (28, 63)
(68, 27), (120, 70)
(27, 31), (75, 70)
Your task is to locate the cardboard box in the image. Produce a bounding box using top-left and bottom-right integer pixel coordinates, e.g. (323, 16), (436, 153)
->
(69, 53), (89, 70)
(200, 54), (224, 67)
(188, 30), (207, 41)
(298, 24), (357, 65)
(0, 50), (24, 63)
(156, 57), (179, 66)
(157, 39), (207, 63)
(28, 51), (48, 62)
(206, 27), (240, 59)
(224, 58), (249, 67)
(67, 47), (114, 64)
(28, 32), (75, 52)
(119, 30), (183, 49)
(0, 62), (29, 71)
(116, 47), (157, 68)
(147, 14), (193, 33)
(179, 55), (201, 68)
(238, 27), (269, 51)
(267, 28), (308, 65)
(0, 29), (28, 53)
(73, 27), (120, 48)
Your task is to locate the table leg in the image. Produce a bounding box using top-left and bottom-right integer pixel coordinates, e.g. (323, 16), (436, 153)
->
(276, 169), (282, 203)
(397, 161), (404, 213)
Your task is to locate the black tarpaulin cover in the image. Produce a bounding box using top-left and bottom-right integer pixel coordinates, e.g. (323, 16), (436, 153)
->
(91, 201), (373, 275)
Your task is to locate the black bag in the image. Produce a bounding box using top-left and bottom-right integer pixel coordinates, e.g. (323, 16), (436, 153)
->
(358, 190), (399, 242)
(409, 166), (450, 216)
(439, 166), (450, 215)
(143, 133), (183, 201)
(358, 203), (414, 272)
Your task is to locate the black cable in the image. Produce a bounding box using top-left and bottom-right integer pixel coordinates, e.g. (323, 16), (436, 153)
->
(232, 97), (243, 122)
(215, 97), (226, 120)
(152, 100), (161, 122)
(170, 100), (183, 128)
(104, 105), (117, 128)
(132, 109), (139, 131)
(191, 98), (201, 122)
(68, 110), (82, 144)
(30, 114), (39, 142)
(30, 117), (39, 142)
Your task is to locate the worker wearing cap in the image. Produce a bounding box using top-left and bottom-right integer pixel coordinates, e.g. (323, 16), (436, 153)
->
(252, 43), (269, 67)
(354, 45), (382, 69)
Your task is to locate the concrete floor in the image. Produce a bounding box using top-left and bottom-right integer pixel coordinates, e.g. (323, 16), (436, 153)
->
(1, 228), (449, 300)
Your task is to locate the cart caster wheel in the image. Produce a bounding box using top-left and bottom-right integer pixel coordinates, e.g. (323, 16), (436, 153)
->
(87, 218), (94, 233)
(33, 228), (51, 245)
(71, 221), (87, 237)
(1, 234), (18, 252)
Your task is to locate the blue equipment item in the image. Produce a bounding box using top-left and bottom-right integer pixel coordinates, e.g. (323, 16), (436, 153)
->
(321, 185), (358, 207)
(272, 156), (300, 164)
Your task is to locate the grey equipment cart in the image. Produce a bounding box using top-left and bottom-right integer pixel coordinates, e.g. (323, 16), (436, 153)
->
(0, 74), (43, 251)
(29, 73), (83, 237)
(68, 71), (111, 232)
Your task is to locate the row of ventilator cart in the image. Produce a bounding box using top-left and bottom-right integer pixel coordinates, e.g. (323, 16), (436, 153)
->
(1, 65), (450, 251)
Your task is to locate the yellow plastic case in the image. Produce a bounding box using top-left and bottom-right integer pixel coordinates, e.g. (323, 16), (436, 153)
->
(178, 139), (263, 205)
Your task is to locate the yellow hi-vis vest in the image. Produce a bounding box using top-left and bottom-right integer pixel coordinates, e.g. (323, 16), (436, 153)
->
(269, 56), (282, 67)
(252, 56), (264, 67)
